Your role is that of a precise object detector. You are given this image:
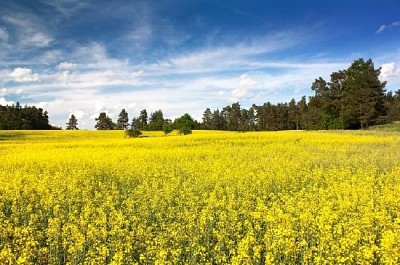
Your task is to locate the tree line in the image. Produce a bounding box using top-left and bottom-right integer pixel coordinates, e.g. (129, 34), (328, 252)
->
(85, 58), (399, 132)
(90, 109), (197, 135)
(1, 58), (400, 131)
(0, 102), (60, 130)
(200, 59), (400, 131)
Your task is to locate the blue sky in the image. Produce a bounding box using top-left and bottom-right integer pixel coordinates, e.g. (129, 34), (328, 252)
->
(0, 0), (400, 128)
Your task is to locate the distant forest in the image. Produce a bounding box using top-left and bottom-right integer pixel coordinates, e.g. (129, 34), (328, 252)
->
(2, 58), (400, 131)
(0, 102), (60, 130)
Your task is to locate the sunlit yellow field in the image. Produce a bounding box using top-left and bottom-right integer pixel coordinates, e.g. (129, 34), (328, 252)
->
(1, 130), (400, 264)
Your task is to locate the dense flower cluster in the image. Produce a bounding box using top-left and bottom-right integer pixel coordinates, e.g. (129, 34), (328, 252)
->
(0, 130), (400, 264)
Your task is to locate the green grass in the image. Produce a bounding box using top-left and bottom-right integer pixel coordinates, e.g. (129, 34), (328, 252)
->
(369, 121), (400, 132)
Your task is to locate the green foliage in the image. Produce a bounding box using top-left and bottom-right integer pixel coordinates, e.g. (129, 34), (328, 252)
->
(162, 122), (173, 135)
(66, 114), (79, 130)
(174, 113), (194, 135)
(146, 110), (164, 131)
(117, 109), (129, 130)
(386, 90), (400, 122)
(95, 112), (114, 130)
(341, 59), (386, 129)
(125, 128), (143, 138)
(0, 102), (53, 130)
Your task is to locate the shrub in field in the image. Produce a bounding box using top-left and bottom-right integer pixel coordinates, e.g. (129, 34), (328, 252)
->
(125, 128), (142, 138)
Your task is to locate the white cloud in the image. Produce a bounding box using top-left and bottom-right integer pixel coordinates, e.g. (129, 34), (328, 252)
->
(230, 74), (260, 101)
(9, 68), (40, 82)
(30, 32), (52, 47)
(0, 88), (7, 97)
(68, 110), (85, 120)
(37, 101), (48, 109)
(59, 70), (71, 85)
(0, 28), (9, 42)
(57, 62), (77, 70)
(1, 29), (346, 129)
(380, 62), (400, 83)
(0, 97), (14, 106)
(57, 62), (78, 85)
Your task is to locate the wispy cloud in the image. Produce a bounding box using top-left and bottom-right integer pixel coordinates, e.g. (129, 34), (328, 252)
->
(40, 0), (89, 17)
(0, 27), (8, 42)
(1, 34), (349, 128)
(3, 1), (396, 129)
(3, 14), (53, 47)
(376, 21), (400, 34)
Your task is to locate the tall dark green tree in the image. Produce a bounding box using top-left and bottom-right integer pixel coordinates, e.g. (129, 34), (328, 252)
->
(95, 112), (114, 130)
(131, 117), (139, 129)
(340, 59), (386, 129)
(288, 99), (298, 130)
(210, 109), (223, 130)
(66, 114), (79, 130)
(297, 96), (307, 130)
(117, 108), (129, 130)
(137, 109), (148, 129)
(148, 110), (164, 130)
(202, 108), (212, 129)
(222, 102), (241, 131)
(385, 90), (400, 122)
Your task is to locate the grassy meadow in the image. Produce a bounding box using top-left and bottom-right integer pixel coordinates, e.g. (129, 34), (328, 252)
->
(1, 129), (400, 264)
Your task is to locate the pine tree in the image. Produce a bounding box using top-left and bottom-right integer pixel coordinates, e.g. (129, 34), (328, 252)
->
(138, 109), (148, 129)
(148, 110), (164, 131)
(66, 114), (79, 130)
(202, 108), (212, 129)
(117, 109), (129, 130)
(95, 112), (114, 130)
(341, 59), (386, 129)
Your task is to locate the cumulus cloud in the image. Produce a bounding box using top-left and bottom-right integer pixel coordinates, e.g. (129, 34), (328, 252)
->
(230, 74), (260, 102)
(0, 97), (14, 106)
(9, 68), (40, 82)
(376, 21), (400, 34)
(380, 62), (400, 83)
(69, 110), (85, 120)
(37, 101), (48, 109)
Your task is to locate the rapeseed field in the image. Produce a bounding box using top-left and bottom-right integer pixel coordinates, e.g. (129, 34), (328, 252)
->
(1, 130), (400, 264)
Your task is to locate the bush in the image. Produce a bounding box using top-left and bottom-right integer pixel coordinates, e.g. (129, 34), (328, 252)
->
(162, 123), (173, 135)
(125, 129), (142, 138)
